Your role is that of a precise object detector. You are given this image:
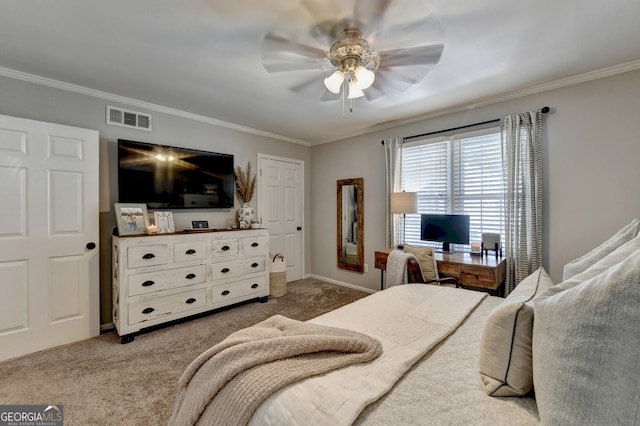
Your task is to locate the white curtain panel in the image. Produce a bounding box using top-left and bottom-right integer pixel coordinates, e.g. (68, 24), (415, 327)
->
(384, 137), (403, 248)
(501, 110), (543, 293)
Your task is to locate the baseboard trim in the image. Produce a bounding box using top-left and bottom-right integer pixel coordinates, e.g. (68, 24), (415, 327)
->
(308, 274), (376, 294)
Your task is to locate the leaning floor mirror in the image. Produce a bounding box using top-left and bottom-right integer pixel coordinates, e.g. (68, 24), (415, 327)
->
(337, 178), (364, 272)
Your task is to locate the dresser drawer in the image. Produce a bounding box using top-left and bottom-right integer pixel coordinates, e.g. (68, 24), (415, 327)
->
(211, 256), (266, 280)
(239, 256), (266, 274)
(127, 244), (171, 269)
(211, 238), (239, 257)
(210, 276), (267, 305)
(128, 288), (207, 325)
(242, 236), (267, 255)
(128, 265), (207, 296)
(459, 266), (499, 290)
(174, 240), (207, 263)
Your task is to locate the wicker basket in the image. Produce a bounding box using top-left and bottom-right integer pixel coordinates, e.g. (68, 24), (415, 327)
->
(269, 253), (287, 298)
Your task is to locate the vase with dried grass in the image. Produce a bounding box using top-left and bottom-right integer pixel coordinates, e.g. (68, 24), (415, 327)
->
(235, 161), (256, 229)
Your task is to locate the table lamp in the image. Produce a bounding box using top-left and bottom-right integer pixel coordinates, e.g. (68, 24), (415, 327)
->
(390, 191), (417, 247)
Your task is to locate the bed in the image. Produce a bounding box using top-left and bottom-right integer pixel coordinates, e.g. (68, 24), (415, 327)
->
(172, 218), (640, 425)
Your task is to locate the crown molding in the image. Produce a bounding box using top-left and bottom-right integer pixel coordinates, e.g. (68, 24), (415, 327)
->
(320, 59), (640, 145)
(0, 66), (311, 147)
(3, 60), (639, 147)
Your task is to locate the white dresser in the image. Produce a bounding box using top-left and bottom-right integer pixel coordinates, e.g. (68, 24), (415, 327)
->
(112, 229), (269, 343)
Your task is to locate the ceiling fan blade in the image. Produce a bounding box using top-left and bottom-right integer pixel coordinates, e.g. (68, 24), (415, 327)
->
(379, 43), (444, 67)
(374, 68), (418, 92)
(263, 33), (327, 60)
(262, 33), (329, 74)
(290, 75), (340, 102)
(263, 61), (327, 73)
(363, 84), (386, 101)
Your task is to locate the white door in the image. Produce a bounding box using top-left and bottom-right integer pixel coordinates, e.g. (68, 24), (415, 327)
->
(0, 114), (99, 362)
(258, 155), (303, 282)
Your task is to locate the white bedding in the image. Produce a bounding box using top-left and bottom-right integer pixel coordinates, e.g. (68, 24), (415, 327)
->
(250, 285), (487, 426)
(356, 295), (539, 425)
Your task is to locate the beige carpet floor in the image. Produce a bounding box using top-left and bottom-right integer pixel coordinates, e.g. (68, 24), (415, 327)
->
(0, 278), (368, 425)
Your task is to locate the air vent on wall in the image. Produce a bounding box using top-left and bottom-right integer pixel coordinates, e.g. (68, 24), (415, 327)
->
(106, 105), (152, 131)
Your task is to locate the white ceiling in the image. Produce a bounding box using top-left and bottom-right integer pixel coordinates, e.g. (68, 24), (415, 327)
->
(1, 0), (640, 145)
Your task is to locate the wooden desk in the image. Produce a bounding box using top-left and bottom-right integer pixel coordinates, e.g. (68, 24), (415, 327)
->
(374, 248), (506, 296)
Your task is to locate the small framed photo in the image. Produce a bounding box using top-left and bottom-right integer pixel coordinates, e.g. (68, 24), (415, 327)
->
(114, 203), (149, 236)
(154, 211), (175, 233)
(191, 220), (209, 229)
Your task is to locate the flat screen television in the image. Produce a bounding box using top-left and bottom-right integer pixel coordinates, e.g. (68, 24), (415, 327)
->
(118, 139), (235, 209)
(420, 214), (470, 253)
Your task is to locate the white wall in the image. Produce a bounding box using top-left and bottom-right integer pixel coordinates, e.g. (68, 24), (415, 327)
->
(3, 68), (639, 319)
(310, 69), (640, 291)
(0, 75), (312, 325)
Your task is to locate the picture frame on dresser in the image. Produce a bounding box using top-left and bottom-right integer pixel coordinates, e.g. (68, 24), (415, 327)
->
(154, 211), (175, 233)
(114, 203), (149, 236)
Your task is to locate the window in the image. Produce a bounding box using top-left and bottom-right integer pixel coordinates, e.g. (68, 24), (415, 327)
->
(401, 127), (504, 250)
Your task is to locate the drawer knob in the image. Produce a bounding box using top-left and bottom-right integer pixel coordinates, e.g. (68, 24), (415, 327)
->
(221, 267), (230, 273)
(251, 242), (259, 247)
(251, 283), (259, 289)
(251, 262), (259, 268)
(185, 273), (196, 279)
(141, 280), (155, 287)
(221, 245), (230, 251)
(185, 249), (197, 255)
(221, 290), (230, 296)
(142, 307), (155, 314)
(185, 298), (197, 304)
(142, 253), (155, 260)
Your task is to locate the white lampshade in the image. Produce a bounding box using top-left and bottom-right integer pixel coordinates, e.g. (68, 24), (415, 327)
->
(324, 70), (345, 94)
(354, 66), (375, 90)
(347, 79), (365, 99)
(390, 191), (417, 214)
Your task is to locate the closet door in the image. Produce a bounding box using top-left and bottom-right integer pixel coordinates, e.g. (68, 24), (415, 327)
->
(0, 114), (99, 362)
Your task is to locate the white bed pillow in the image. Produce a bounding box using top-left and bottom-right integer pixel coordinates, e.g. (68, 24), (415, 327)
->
(562, 217), (639, 280)
(532, 248), (640, 425)
(478, 267), (554, 396)
(558, 230), (640, 288)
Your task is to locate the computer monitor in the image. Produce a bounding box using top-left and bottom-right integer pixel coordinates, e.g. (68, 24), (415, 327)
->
(420, 214), (471, 253)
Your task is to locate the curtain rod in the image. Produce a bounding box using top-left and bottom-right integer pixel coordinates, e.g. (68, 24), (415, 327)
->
(381, 106), (550, 144)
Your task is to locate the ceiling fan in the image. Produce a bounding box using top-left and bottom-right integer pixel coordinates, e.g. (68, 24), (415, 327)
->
(261, 0), (445, 105)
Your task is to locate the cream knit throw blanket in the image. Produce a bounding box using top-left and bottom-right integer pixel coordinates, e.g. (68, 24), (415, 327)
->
(169, 315), (383, 426)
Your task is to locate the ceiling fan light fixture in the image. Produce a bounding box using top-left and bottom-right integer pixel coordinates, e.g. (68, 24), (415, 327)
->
(348, 78), (365, 99)
(324, 70), (345, 94)
(354, 66), (375, 90)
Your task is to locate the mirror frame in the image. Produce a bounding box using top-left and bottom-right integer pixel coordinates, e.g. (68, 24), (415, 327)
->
(337, 178), (364, 272)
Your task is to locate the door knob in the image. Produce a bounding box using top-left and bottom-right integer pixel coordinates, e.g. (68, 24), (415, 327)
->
(297, 226), (302, 231)
(86, 242), (96, 250)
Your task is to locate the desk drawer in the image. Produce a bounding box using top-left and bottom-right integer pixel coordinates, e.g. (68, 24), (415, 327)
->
(437, 262), (460, 278)
(460, 266), (499, 290)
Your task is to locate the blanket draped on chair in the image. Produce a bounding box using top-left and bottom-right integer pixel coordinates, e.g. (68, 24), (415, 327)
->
(169, 315), (383, 426)
(385, 249), (416, 288)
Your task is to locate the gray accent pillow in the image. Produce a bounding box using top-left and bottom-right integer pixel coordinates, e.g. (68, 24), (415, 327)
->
(562, 217), (639, 280)
(532, 248), (640, 425)
(478, 267), (554, 396)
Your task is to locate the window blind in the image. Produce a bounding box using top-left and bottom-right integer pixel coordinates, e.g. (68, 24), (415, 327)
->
(401, 127), (504, 249)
